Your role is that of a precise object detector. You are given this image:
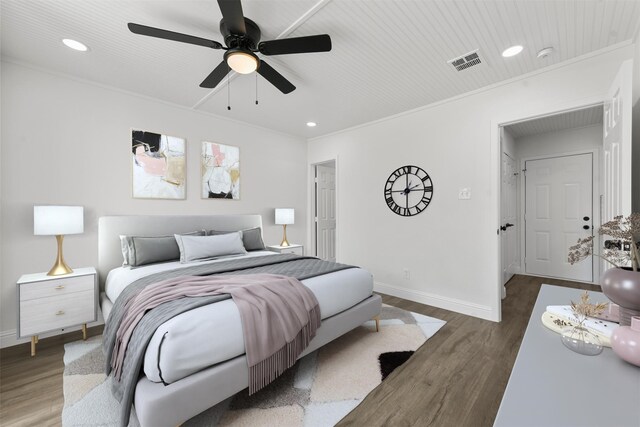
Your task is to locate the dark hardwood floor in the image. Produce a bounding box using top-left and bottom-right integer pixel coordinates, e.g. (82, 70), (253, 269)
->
(0, 326), (103, 427)
(340, 275), (599, 427)
(0, 275), (598, 427)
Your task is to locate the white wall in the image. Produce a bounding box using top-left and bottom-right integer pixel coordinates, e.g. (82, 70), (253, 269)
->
(515, 124), (602, 159)
(0, 61), (307, 347)
(501, 128), (517, 158)
(308, 45), (633, 321)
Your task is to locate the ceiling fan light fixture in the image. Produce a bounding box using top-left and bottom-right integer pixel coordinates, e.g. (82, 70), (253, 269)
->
(225, 50), (259, 74)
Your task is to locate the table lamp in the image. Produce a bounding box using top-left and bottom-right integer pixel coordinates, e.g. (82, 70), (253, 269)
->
(34, 205), (84, 276)
(275, 208), (294, 247)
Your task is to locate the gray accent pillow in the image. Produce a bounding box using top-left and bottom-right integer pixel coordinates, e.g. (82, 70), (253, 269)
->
(174, 232), (247, 263)
(120, 231), (205, 267)
(208, 227), (265, 251)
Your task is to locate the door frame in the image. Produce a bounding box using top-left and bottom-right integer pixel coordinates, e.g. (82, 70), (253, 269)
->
(491, 97), (605, 321)
(519, 149), (600, 283)
(308, 157), (338, 259)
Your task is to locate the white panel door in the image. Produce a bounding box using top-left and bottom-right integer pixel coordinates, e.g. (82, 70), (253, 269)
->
(525, 154), (593, 281)
(316, 164), (336, 261)
(602, 60), (633, 272)
(501, 151), (518, 287)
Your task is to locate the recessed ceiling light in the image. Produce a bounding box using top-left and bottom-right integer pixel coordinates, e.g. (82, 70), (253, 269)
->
(306, 122), (317, 127)
(62, 38), (89, 52)
(502, 45), (523, 58)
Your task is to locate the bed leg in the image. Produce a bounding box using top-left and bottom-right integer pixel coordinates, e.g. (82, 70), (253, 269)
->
(373, 315), (380, 332)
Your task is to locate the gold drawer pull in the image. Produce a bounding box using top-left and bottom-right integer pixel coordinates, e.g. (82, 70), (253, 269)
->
(55, 310), (65, 316)
(55, 285), (65, 290)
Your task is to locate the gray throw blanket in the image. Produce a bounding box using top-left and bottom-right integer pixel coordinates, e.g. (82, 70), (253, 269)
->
(111, 273), (321, 393)
(102, 254), (356, 426)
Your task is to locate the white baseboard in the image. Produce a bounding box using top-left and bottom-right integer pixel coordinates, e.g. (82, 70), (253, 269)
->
(517, 272), (599, 286)
(374, 281), (497, 322)
(1, 318), (104, 349)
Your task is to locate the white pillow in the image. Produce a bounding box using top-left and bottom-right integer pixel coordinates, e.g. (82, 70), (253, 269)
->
(174, 232), (247, 263)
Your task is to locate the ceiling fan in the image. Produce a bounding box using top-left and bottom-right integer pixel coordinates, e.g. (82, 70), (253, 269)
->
(128, 0), (332, 94)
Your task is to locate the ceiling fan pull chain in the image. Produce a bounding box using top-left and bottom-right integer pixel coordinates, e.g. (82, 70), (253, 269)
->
(227, 65), (231, 111)
(255, 73), (259, 105)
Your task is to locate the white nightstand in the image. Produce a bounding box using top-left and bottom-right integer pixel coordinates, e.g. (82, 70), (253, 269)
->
(266, 244), (304, 255)
(17, 267), (98, 356)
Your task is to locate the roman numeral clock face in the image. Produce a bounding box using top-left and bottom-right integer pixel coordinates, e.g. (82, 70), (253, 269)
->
(384, 165), (433, 216)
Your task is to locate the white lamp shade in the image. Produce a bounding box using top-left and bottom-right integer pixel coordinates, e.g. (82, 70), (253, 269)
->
(275, 208), (295, 225)
(34, 206), (84, 235)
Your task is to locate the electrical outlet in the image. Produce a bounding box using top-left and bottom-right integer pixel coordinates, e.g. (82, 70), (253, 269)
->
(403, 269), (410, 280)
(458, 188), (471, 200)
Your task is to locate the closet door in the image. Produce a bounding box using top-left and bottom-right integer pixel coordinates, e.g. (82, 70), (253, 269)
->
(602, 60), (633, 272)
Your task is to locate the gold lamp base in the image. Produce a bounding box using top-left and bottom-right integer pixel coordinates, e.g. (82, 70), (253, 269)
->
(280, 224), (290, 247)
(47, 235), (73, 276)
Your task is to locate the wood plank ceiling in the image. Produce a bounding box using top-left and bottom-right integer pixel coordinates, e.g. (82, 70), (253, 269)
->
(506, 105), (604, 138)
(2, 0), (639, 137)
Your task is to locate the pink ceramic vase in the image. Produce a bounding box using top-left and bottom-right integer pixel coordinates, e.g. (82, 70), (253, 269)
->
(600, 267), (640, 326)
(611, 316), (640, 367)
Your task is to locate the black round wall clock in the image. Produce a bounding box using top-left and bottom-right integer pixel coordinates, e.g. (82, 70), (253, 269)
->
(384, 165), (433, 216)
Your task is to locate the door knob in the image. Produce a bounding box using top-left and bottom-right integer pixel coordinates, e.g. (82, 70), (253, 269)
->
(583, 225), (590, 230)
(583, 216), (590, 221)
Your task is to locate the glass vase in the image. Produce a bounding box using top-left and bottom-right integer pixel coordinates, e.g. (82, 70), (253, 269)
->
(560, 325), (603, 356)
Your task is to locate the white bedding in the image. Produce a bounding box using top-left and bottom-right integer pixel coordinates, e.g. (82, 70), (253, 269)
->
(104, 251), (373, 384)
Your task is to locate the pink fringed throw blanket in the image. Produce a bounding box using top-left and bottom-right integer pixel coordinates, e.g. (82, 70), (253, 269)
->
(111, 273), (321, 394)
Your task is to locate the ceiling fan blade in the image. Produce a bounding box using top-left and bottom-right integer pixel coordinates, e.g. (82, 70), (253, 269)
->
(200, 61), (230, 88)
(217, 0), (246, 35)
(128, 23), (223, 49)
(258, 34), (331, 56)
(257, 60), (296, 94)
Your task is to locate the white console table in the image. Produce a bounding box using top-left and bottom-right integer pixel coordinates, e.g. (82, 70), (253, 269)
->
(494, 284), (640, 427)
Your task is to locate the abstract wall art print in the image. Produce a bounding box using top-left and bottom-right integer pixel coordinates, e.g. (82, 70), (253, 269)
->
(201, 142), (240, 199)
(131, 129), (186, 199)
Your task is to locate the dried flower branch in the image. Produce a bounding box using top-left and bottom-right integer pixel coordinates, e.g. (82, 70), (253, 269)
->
(570, 291), (608, 321)
(567, 213), (640, 272)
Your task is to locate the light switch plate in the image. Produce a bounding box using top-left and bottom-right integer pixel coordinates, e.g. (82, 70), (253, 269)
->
(459, 188), (471, 200)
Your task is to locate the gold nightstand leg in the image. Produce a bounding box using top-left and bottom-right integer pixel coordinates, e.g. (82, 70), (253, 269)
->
(373, 315), (380, 332)
(31, 336), (38, 356)
(82, 324), (87, 340)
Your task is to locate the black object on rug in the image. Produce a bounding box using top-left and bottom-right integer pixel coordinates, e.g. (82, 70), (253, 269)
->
(378, 351), (415, 381)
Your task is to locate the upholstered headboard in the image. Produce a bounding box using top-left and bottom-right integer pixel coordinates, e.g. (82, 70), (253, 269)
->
(97, 215), (262, 289)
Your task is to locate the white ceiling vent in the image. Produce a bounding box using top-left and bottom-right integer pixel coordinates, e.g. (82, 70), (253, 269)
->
(447, 49), (482, 71)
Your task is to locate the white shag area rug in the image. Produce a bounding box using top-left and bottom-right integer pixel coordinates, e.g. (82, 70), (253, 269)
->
(62, 304), (445, 426)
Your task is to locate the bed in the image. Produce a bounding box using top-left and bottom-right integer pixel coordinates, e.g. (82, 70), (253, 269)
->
(98, 215), (381, 427)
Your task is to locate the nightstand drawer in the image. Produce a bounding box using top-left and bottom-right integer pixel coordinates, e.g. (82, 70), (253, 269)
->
(267, 244), (304, 255)
(19, 275), (94, 301)
(19, 290), (95, 337)
(279, 247), (302, 255)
